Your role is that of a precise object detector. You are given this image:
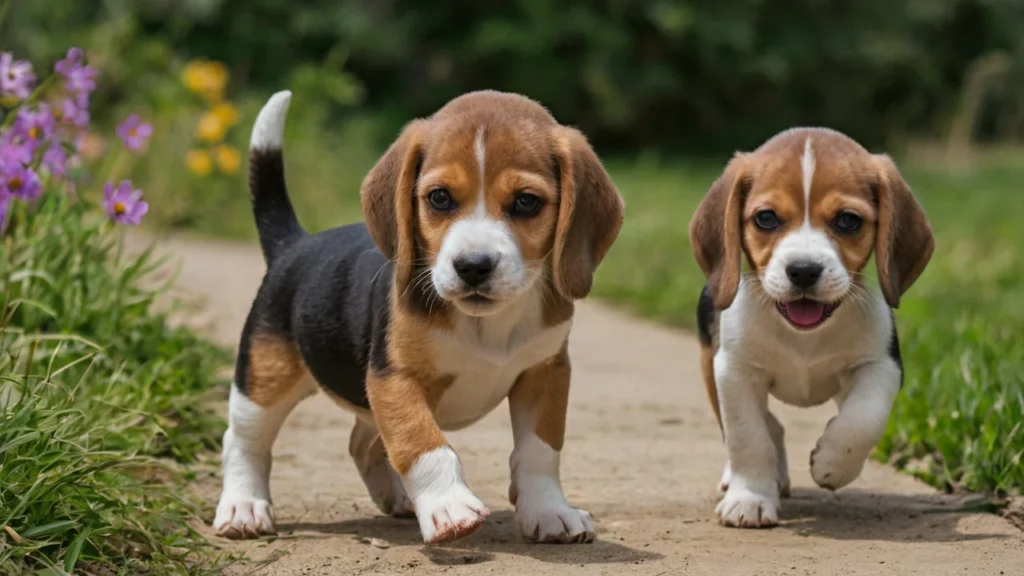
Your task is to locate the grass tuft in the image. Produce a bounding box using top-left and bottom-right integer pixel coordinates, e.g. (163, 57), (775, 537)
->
(1, 194), (230, 574)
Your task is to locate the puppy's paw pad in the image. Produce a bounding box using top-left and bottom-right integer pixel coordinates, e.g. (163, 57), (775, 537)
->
(810, 440), (864, 491)
(517, 505), (595, 544)
(417, 486), (489, 544)
(716, 487), (779, 529)
(213, 496), (275, 539)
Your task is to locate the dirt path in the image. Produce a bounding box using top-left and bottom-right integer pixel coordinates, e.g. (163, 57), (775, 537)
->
(155, 236), (1020, 575)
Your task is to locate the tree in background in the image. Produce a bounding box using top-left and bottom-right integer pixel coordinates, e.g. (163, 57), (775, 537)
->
(2, 0), (1022, 153)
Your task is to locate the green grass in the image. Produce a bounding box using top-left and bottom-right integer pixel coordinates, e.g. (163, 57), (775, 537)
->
(1, 194), (230, 574)
(141, 111), (1024, 496)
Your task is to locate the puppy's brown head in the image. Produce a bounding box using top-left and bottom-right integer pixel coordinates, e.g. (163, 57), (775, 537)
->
(361, 90), (624, 317)
(689, 128), (934, 328)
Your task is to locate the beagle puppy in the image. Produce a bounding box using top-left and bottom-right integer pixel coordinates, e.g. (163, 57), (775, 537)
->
(213, 90), (624, 544)
(689, 128), (934, 528)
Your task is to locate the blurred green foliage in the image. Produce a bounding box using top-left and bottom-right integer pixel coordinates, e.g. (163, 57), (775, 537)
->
(3, 0), (1024, 152)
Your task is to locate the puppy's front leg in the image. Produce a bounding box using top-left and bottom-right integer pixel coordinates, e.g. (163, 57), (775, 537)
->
(367, 371), (489, 544)
(810, 360), (901, 490)
(508, 349), (595, 544)
(715, 351), (779, 528)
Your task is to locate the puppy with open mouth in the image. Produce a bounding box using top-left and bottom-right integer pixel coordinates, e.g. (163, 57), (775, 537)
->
(689, 128), (934, 528)
(213, 90), (624, 544)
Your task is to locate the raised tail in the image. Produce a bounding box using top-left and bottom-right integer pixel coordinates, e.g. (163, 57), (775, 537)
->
(249, 91), (305, 263)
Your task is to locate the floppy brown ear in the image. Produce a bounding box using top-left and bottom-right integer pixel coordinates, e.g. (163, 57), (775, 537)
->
(360, 120), (426, 287)
(688, 154), (751, 310)
(551, 127), (625, 300)
(872, 154), (935, 308)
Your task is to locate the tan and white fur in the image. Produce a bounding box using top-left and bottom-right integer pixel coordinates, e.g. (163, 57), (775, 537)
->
(213, 90), (625, 544)
(689, 128), (934, 528)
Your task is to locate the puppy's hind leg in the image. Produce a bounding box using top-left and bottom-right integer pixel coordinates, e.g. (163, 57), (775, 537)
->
(214, 335), (312, 539)
(766, 411), (791, 498)
(349, 418), (414, 518)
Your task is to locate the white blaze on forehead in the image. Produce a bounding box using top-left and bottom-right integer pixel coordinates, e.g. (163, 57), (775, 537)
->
(801, 137), (816, 225)
(473, 128), (487, 218)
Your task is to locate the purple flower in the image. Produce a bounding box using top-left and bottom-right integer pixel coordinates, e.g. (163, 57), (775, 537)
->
(42, 143), (67, 177)
(0, 136), (32, 169)
(1, 163), (43, 200)
(102, 180), (148, 226)
(116, 114), (153, 152)
(54, 48), (85, 76)
(0, 52), (36, 99)
(11, 105), (56, 152)
(55, 47), (97, 95)
(59, 93), (90, 127)
(66, 65), (97, 94)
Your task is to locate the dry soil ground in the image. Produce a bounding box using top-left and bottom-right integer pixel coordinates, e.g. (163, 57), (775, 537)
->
(155, 236), (1021, 576)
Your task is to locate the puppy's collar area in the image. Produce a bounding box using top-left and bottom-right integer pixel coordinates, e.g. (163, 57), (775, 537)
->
(775, 298), (841, 330)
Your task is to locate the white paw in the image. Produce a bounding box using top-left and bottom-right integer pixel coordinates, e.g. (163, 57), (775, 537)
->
(214, 494), (275, 539)
(415, 484), (489, 544)
(810, 437), (865, 490)
(517, 501), (595, 544)
(716, 484), (779, 529)
(718, 461), (789, 498)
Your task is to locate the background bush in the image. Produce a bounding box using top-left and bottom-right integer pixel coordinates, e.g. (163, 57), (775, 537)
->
(4, 0), (1024, 152)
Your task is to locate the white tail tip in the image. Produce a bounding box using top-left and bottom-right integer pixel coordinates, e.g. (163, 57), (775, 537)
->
(250, 90), (292, 151)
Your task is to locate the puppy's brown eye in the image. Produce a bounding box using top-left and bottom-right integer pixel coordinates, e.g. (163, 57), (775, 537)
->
(754, 210), (781, 230)
(832, 212), (862, 234)
(427, 188), (454, 211)
(510, 192), (542, 218)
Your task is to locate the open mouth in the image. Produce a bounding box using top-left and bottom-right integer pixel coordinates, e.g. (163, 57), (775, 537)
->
(775, 298), (841, 330)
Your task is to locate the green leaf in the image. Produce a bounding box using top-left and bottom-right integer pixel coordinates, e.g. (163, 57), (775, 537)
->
(21, 520), (77, 539)
(63, 530), (88, 573)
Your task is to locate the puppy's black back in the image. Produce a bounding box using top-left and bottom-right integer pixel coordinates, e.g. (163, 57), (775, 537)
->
(236, 223), (391, 409)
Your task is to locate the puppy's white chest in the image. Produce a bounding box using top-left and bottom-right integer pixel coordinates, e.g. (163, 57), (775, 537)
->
(430, 319), (570, 430)
(720, 281), (893, 408)
(767, 353), (846, 407)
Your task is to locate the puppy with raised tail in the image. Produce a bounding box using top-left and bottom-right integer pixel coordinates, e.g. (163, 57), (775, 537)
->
(213, 90), (624, 544)
(689, 128), (934, 528)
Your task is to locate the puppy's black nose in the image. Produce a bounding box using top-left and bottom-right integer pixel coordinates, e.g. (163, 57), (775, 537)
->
(786, 261), (824, 289)
(453, 253), (497, 287)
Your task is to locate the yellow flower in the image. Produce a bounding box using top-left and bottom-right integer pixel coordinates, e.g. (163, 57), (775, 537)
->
(181, 59), (229, 102)
(196, 111), (227, 143)
(212, 102), (240, 128)
(186, 149), (213, 176)
(215, 145), (241, 174)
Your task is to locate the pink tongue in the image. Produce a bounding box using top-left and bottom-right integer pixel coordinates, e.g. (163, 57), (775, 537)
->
(785, 299), (826, 326)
